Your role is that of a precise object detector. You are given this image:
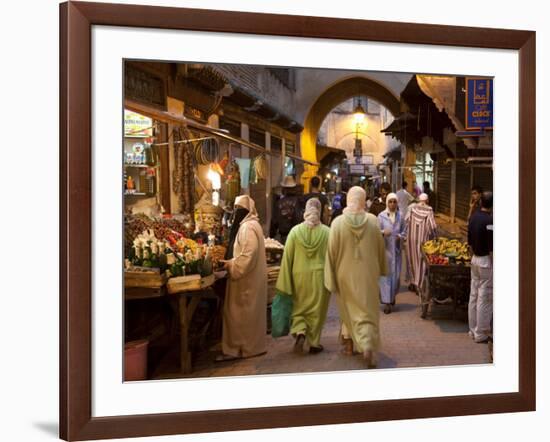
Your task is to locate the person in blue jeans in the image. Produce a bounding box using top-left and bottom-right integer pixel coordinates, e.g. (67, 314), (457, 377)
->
(467, 192), (493, 344)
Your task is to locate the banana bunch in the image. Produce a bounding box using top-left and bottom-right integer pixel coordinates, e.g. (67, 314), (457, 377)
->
(422, 238), (442, 255)
(422, 237), (471, 261)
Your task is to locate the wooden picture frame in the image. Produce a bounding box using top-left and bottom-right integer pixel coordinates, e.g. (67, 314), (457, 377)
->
(60, 1), (536, 440)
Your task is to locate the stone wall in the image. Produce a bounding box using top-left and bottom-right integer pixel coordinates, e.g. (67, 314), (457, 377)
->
(212, 65), (297, 119)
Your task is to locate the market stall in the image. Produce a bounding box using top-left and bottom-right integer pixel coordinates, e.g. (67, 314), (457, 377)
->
(121, 73), (324, 377)
(122, 103), (234, 378)
(420, 237), (472, 319)
(124, 217), (228, 374)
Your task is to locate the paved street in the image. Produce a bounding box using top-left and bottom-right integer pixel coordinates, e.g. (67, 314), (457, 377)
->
(154, 284), (491, 380)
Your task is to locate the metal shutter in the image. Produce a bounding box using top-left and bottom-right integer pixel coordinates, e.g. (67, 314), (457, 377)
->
(455, 162), (471, 221)
(473, 167), (493, 192)
(436, 162), (451, 216)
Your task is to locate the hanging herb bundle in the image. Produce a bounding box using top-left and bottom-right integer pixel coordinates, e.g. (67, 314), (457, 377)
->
(172, 128), (196, 230)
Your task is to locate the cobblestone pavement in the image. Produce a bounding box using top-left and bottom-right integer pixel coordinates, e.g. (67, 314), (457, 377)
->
(154, 286), (491, 380)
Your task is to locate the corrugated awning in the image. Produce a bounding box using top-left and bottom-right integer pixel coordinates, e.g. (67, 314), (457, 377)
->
(125, 99), (318, 166)
(380, 112), (416, 134)
(382, 145), (402, 160)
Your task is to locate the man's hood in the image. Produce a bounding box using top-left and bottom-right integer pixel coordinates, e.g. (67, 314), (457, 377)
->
(294, 224), (327, 258)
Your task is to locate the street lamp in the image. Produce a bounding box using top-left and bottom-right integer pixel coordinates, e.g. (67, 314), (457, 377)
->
(353, 99), (367, 125)
(352, 99), (367, 162)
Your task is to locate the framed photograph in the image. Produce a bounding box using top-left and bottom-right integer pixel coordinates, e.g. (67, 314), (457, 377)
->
(60, 1), (536, 440)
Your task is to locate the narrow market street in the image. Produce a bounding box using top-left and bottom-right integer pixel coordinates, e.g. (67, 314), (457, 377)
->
(122, 61), (494, 382)
(153, 284), (490, 380)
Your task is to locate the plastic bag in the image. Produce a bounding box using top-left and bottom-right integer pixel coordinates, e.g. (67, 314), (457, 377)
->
(271, 290), (293, 338)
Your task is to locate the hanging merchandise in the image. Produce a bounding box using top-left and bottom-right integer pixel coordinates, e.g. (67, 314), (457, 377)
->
(249, 160), (257, 185)
(219, 151), (229, 171)
(224, 160), (241, 206)
(194, 192), (223, 236)
(235, 158), (251, 189)
(211, 162), (225, 176)
(193, 142), (204, 165)
(253, 154), (267, 181)
(173, 128), (196, 226)
(206, 137), (220, 163)
(138, 170), (147, 193)
(195, 137), (220, 165)
(126, 175), (135, 190)
(144, 144), (153, 166)
(146, 168), (156, 195)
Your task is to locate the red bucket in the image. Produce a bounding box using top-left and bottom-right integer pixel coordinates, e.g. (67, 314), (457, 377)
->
(124, 339), (149, 381)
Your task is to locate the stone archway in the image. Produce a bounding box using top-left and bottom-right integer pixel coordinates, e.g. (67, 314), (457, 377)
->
(300, 76), (400, 189)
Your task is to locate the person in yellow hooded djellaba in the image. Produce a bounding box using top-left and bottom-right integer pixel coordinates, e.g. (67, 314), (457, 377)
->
(276, 198), (331, 354)
(218, 195), (267, 362)
(324, 186), (388, 368)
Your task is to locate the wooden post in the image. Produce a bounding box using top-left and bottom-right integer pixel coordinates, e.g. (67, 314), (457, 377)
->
(281, 138), (286, 182)
(157, 123), (171, 213)
(178, 296), (191, 374)
(179, 294), (201, 374)
(450, 159), (457, 223)
(265, 132), (272, 235)
(240, 123), (250, 195)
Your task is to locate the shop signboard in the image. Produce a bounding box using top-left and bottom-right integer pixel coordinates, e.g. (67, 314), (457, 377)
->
(349, 164), (366, 175)
(124, 110), (153, 137)
(465, 77), (493, 130)
(362, 154), (374, 165)
(184, 105), (208, 123)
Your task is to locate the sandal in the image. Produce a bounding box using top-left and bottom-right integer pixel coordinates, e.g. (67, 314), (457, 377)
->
(294, 334), (305, 354)
(363, 350), (377, 368)
(215, 354), (239, 362)
(341, 338), (353, 356)
(309, 345), (324, 354)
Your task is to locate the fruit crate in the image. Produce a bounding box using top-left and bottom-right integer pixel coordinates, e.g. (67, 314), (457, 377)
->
(420, 251), (471, 319)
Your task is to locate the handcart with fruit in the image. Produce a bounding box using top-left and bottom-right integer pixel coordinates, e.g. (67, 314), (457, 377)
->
(420, 238), (472, 319)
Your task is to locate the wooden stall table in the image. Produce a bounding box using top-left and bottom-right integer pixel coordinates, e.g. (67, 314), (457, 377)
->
(166, 273), (224, 374)
(124, 286), (165, 301)
(124, 270), (168, 341)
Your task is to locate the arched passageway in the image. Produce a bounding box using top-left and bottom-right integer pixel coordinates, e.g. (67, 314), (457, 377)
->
(300, 76), (400, 189)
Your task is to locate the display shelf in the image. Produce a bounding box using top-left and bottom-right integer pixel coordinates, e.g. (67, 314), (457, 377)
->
(124, 164), (153, 168)
(125, 191), (149, 196)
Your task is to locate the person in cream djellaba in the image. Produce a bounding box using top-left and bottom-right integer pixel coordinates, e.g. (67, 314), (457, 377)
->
(218, 195), (268, 362)
(324, 186), (388, 368)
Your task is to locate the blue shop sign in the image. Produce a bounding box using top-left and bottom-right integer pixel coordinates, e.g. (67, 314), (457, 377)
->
(465, 77), (493, 130)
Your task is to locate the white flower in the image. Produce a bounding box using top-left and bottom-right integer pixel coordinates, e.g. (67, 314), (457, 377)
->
(151, 242), (159, 255)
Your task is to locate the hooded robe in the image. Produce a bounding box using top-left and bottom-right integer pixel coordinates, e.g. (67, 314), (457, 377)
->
(223, 195), (267, 358)
(378, 193), (406, 305)
(276, 198), (331, 347)
(325, 187), (388, 353)
(405, 198), (437, 290)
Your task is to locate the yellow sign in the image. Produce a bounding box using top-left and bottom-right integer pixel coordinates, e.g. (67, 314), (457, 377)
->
(124, 110), (153, 137)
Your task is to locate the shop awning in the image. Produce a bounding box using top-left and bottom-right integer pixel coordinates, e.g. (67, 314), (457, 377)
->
(382, 145), (402, 160)
(125, 99), (319, 166)
(380, 112), (416, 134)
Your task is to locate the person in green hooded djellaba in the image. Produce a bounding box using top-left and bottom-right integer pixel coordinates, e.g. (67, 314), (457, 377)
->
(276, 198), (331, 354)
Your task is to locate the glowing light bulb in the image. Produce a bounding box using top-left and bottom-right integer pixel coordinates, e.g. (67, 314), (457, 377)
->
(207, 169), (221, 190)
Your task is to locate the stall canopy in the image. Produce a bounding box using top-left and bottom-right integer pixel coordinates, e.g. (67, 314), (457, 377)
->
(125, 99), (319, 166)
